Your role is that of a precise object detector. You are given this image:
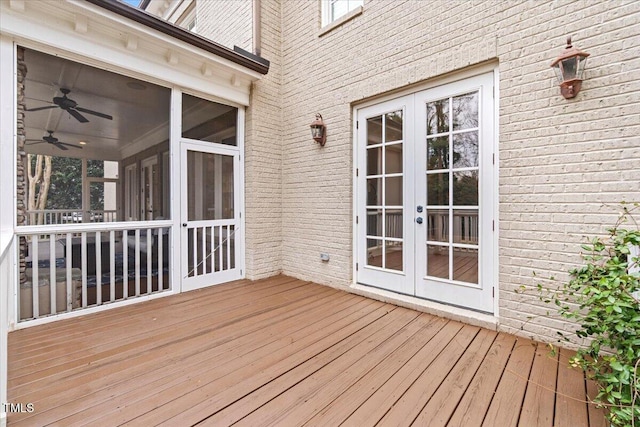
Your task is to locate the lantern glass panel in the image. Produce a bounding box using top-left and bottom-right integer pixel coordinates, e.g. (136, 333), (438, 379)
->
(576, 56), (588, 79)
(311, 126), (323, 139)
(561, 57), (577, 81)
(552, 64), (563, 83)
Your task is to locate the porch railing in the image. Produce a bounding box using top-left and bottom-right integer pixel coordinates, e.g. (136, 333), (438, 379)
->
(26, 209), (118, 226)
(16, 222), (171, 322)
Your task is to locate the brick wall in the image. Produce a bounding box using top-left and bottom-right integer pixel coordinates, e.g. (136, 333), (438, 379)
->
(196, 0), (253, 51)
(196, 0), (640, 345)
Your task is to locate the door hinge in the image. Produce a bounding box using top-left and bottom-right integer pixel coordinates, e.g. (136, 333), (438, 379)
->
(356, 263), (359, 271)
(356, 216), (358, 224)
(492, 220), (495, 231)
(492, 287), (495, 298)
(240, 269), (243, 275)
(492, 153), (495, 165)
(356, 168), (359, 177)
(356, 121), (359, 129)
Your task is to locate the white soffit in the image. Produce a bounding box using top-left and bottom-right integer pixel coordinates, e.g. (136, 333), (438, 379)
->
(0, 0), (261, 106)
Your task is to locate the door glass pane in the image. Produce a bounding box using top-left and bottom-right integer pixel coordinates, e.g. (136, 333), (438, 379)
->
(182, 94), (238, 145)
(427, 209), (448, 242)
(453, 209), (478, 244)
(385, 240), (402, 271)
(386, 209), (402, 238)
(367, 239), (383, 267)
(385, 176), (403, 206)
(427, 245), (448, 279)
(385, 111), (403, 142)
(452, 171), (478, 206)
(453, 132), (478, 169)
(427, 136), (449, 170)
(453, 247), (478, 284)
(367, 116), (382, 145)
(427, 173), (449, 206)
(367, 209), (382, 237)
(367, 146), (382, 175)
(385, 143), (403, 174)
(426, 99), (449, 135)
(187, 151), (234, 221)
(367, 178), (382, 206)
(452, 92), (478, 130)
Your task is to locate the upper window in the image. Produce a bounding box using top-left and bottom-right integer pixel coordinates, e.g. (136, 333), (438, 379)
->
(322, 0), (363, 26)
(178, 3), (197, 33)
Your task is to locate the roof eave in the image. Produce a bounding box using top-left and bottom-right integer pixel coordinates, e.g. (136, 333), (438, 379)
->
(85, 0), (269, 75)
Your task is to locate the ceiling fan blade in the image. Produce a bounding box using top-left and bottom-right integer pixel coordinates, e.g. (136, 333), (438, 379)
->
(52, 142), (69, 151)
(66, 108), (89, 123)
(75, 107), (113, 120)
(27, 105), (58, 112)
(57, 142), (83, 149)
(25, 141), (46, 145)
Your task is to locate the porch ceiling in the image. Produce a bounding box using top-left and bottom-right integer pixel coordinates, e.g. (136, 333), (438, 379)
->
(7, 276), (606, 426)
(23, 48), (170, 161)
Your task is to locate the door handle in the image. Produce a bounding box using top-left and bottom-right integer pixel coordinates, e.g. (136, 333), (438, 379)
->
(416, 205), (423, 213)
(182, 223), (187, 227)
(416, 217), (423, 224)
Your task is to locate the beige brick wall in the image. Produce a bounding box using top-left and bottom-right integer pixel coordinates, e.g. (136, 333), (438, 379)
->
(244, 0), (283, 279)
(196, 0), (640, 345)
(197, 0), (253, 51)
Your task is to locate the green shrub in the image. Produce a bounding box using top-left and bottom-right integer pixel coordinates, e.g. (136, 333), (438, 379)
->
(544, 206), (640, 427)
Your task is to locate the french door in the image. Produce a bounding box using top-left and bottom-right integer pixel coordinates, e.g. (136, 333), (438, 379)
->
(181, 142), (241, 291)
(356, 72), (495, 313)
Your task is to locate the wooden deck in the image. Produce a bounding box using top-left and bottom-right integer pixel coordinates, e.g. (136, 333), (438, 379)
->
(7, 275), (606, 426)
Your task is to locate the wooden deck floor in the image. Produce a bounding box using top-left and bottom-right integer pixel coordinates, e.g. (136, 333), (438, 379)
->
(8, 275), (606, 426)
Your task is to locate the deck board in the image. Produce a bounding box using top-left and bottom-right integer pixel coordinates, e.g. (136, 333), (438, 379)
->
(7, 275), (606, 426)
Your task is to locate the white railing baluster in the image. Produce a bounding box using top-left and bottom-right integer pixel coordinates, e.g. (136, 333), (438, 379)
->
(32, 235), (39, 319)
(96, 232), (102, 306)
(210, 226), (215, 273)
(226, 225), (231, 271)
(135, 229), (140, 296)
(157, 228), (163, 291)
(110, 230), (115, 302)
(218, 225), (223, 271)
(66, 233), (72, 311)
(201, 226), (206, 275)
(146, 228), (152, 294)
(192, 228), (197, 277)
(49, 235), (56, 315)
(81, 232), (87, 307)
(123, 229), (128, 299)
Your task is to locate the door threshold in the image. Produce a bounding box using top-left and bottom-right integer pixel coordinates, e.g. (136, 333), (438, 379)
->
(350, 283), (497, 331)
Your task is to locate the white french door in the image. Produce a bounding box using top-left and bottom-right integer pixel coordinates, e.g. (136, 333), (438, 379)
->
(356, 72), (496, 313)
(181, 142), (241, 291)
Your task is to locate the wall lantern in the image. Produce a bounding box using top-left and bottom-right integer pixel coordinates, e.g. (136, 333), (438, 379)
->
(550, 36), (590, 99)
(310, 113), (326, 146)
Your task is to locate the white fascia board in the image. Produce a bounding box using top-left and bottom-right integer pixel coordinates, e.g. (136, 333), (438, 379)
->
(0, 0), (259, 106)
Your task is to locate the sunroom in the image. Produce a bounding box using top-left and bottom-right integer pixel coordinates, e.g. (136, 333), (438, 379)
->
(0, 0), (269, 325)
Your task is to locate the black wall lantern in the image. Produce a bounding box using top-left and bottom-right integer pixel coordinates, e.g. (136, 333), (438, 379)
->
(310, 113), (326, 146)
(551, 36), (590, 99)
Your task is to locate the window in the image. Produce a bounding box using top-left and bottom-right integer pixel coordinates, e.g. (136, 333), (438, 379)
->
(322, 0), (363, 26)
(178, 3), (197, 33)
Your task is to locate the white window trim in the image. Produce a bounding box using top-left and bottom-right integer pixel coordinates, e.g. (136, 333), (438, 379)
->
(321, 0), (363, 29)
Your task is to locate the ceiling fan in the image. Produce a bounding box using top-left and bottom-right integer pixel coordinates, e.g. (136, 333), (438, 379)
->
(26, 131), (83, 151)
(27, 88), (113, 123)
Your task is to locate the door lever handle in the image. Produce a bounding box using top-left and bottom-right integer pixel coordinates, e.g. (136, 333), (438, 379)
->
(182, 223), (187, 227)
(416, 217), (423, 224)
